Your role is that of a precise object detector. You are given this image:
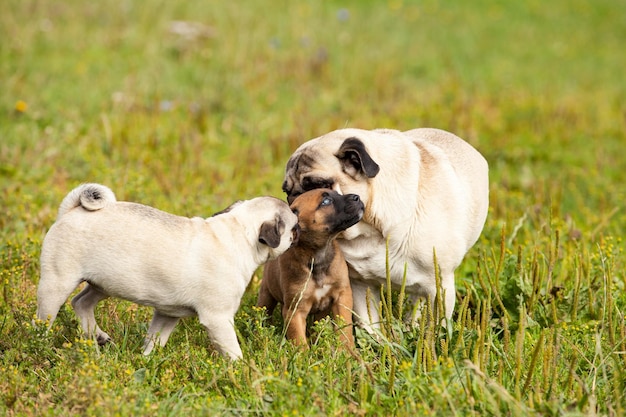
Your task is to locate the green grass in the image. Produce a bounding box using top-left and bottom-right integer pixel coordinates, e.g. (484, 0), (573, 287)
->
(2, 0), (625, 415)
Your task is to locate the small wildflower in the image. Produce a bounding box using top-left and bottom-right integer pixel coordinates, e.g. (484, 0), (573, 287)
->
(15, 100), (28, 113)
(159, 100), (173, 112)
(337, 8), (350, 21)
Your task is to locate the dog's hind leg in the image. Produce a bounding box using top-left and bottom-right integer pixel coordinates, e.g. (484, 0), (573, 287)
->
(256, 285), (278, 317)
(143, 311), (179, 355)
(441, 271), (456, 324)
(71, 284), (112, 345)
(408, 271), (456, 328)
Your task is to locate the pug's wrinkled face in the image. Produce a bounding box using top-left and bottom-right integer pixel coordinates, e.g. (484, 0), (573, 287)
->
(283, 136), (379, 206)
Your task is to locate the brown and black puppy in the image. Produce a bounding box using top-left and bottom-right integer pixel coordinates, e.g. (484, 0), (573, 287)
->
(258, 189), (364, 348)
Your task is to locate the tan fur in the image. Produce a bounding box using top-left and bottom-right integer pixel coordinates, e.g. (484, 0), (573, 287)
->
(283, 128), (489, 331)
(37, 183), (298, 360)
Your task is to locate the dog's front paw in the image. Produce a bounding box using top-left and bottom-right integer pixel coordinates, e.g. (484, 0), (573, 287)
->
(96, 331), (112, 346)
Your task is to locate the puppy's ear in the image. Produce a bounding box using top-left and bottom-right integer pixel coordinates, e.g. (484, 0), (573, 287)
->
(259, 217), (285, 248)
(335, 137), (380, 179)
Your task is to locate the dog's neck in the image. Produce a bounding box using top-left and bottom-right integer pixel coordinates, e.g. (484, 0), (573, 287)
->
(209, 213), (273, 268)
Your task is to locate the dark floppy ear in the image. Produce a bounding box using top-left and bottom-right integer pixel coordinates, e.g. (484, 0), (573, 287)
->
(259, 217), (284, 248)
(335, 137), (380, 178)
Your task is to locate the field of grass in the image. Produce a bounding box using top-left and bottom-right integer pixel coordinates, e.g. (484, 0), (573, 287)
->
(2, 0), (625, 415)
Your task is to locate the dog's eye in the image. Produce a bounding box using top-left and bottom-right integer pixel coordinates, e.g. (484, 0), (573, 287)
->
(302, 177), (333, 191)
(320, 197), (332, 206)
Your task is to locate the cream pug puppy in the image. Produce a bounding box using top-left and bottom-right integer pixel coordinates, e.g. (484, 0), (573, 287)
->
(282, 128), (489, 331)
(37, 183), (298, 360)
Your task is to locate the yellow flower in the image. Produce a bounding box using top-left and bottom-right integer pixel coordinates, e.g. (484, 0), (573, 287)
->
(15, 100), (28, 113)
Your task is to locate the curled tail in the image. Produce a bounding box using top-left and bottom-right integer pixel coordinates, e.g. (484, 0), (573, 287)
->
(57, 183), (117, 220)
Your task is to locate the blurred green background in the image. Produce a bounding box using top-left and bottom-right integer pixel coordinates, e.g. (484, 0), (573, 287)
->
(1, 0), (625, 415)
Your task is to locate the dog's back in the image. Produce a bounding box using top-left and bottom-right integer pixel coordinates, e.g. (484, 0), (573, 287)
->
(405, 128), (489, 251)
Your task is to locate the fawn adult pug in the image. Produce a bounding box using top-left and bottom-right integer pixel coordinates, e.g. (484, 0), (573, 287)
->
(37, 183), (298, 360)
(258, 189), (364, 348)
(282, 128), (489, 330)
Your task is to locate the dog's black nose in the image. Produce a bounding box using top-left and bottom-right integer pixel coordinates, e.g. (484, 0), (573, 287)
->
(349, 194), (360, 201)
